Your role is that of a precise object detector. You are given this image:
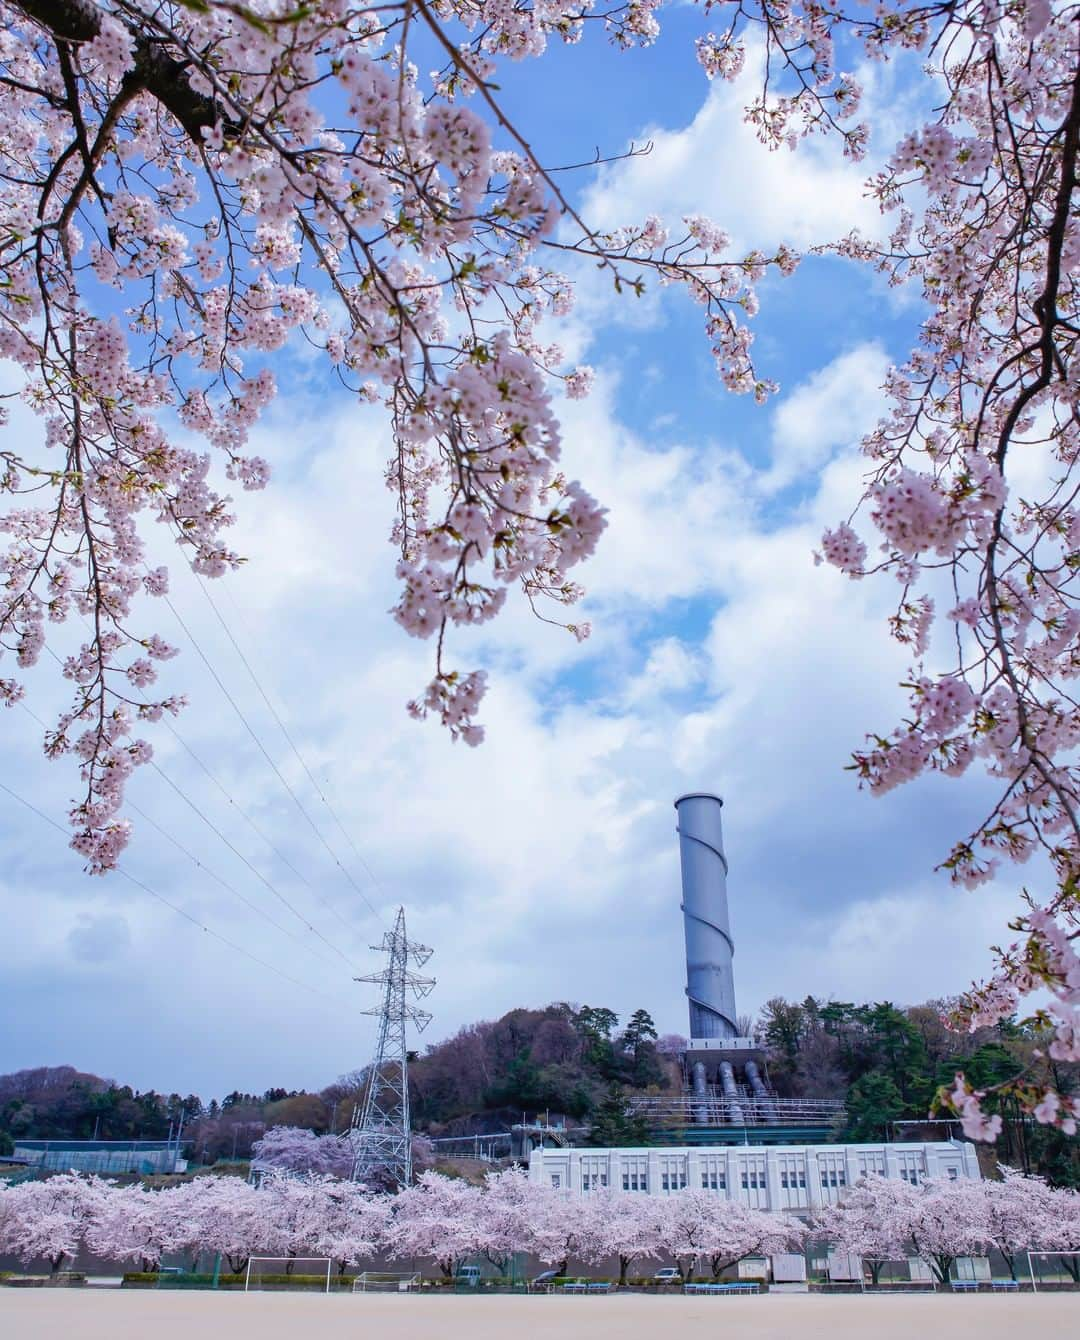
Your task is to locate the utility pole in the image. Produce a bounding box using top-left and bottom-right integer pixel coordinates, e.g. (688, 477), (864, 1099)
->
(349, 907), (434, 1190)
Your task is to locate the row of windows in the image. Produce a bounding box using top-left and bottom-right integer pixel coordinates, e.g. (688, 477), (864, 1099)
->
(552, 1156), (946, 1194)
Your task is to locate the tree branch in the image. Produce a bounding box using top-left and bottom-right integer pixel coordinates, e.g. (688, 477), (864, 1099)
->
(12, 0), (230, 140)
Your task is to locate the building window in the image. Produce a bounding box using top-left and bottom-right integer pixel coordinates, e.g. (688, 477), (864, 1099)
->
(700, 1164), (725, 1191)
(550, 1175), (561, 1189)
(947, 1168), (958, 1181)
(622, 1162), (648, 1192)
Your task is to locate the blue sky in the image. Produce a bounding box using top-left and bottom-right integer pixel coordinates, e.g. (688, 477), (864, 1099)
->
(0, 19), (1023, 1101)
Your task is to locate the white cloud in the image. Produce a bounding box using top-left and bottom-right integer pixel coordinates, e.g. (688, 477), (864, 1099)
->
(579, 50), (885, 256)
(761, 344), (890, 492)
(0, 333), (1012, 1096)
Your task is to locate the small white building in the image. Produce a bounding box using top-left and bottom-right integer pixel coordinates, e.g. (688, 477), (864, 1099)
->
(527, 1140), (980, 1213)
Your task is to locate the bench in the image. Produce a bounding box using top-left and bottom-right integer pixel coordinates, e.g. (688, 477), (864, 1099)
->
(684, 1282), (759, 1295)
(991, 1279), (1019, 1292)
(558, 1281), (611, 1294)
(951, 1280), (981, 1292)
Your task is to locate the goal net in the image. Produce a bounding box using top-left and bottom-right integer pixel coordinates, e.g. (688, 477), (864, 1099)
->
(244, 1257), (333, 1292)
(1027, 1251), (1080, 1288)
(352, 1272), (421, 1292)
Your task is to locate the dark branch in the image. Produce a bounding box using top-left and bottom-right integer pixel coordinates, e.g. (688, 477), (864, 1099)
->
(12, 0), (231, 140)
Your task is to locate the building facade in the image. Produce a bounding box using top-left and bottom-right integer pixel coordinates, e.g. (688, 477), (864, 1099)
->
(527, 1140), (980, 1213)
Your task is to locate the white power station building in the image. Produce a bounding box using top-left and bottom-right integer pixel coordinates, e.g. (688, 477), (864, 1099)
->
(528, 795), (984, 1228)
(528, 1140), (981, 1213)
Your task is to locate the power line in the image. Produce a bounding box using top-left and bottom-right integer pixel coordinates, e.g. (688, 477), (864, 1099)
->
(0, 776), (344, 1005)
(18, 698), (356, 973)
(202, 573), (385, 894)
(147, 759), (358, 971)
(158, 585), (382, 926)
(126, 795), (344, 974)
(158, 714), (344, 912)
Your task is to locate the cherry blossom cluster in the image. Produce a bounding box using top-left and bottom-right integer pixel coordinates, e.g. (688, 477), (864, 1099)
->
(692, 0), (870, 158)
(0, 0), (795, 864)
(0, 1164), (806, 1281)
(815, 1170), (1080, 1284)
(3, 1163), (1078, 1284)
(800, 0), (1080, 1131)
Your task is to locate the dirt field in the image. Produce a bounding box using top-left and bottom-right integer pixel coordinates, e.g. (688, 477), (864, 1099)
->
(1, 1289), (1077, 1340)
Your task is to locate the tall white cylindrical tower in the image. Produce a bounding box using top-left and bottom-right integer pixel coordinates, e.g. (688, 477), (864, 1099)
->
(675, 792), (738, 1040)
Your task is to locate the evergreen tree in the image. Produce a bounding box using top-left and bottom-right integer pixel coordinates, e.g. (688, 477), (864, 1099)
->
(841, 1071), (905, 1142)
(586, 1085), (651, 1147)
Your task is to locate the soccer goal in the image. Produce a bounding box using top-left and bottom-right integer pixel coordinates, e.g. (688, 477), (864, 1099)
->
(1027, 1251), (1080, 1290)
(352, 1271), (421, 1293)
(244, 1257), (332, 1293)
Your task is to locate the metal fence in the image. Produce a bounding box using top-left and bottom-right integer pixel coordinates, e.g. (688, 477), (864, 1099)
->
(12, 1143), (185, 1175)
(627, 1095), (846, 1126)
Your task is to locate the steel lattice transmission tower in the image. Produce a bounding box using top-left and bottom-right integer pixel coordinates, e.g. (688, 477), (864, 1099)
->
(349, 906), (434, 1189)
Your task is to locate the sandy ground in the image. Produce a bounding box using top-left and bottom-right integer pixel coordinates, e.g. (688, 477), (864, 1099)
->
(0, 1289), (1077, 1340)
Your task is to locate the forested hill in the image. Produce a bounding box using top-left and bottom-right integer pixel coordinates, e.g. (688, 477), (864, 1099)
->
(409, 1003), (679, 1129)
(2, 996), (1077, 1185)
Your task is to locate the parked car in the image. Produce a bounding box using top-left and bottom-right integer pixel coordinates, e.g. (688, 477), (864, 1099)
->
(531, 1269), (561, 1291)
(652, 1268), (681, 1283)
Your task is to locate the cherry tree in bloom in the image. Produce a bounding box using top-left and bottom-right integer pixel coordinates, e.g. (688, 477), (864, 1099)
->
(583, 1186), (665, 1284)
(697, 1198), (804, 1280)
(257, 1171), (336, 1270)
(384, 1170), (483, 1277)
(314, 1180), (390, 1275)
(0, 1172), (108, 1272)
(1, 0), (1077, 1134)
(85, 1180), (187, 1272)
(904, 1177), (991, 1285)
(1041, 1181), (1080, 1281)
(653, 1189), (802, 1279)
(813, 1175), (919, 1286)
(474, 1166), (538, 1274)
(0, 0), (790, 873)
(977, 1166), (1068, 1279)
(179, 1175), (268, 1273)
(652, 1188), (725, 1279)
(250, 1125), (353, 1178)
(520, 1182), (609, 1276)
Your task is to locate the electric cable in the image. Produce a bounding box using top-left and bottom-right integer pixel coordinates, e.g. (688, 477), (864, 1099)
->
(0, 776), (344, 1005)
(202, 573), (385, 894)
(19, 698), (357, 972)
(157, 713), (342, 910)
(159, 586), (382, 926)
(126, 795), (344, 974)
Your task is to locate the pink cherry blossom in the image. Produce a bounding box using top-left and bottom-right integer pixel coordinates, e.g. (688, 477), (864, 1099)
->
(0, 0), (804, 869)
